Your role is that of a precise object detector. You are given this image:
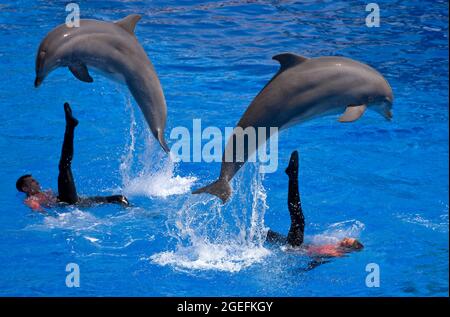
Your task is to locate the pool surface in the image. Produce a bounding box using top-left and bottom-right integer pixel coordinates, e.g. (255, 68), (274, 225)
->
(0, 0), (448, 296)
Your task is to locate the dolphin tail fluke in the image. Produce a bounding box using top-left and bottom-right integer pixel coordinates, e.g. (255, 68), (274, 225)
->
(192, 179), (231, 203)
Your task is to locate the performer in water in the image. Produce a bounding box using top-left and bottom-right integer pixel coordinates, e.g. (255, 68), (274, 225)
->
(266, 151), (363, 264)
(16, 103), (129, 212)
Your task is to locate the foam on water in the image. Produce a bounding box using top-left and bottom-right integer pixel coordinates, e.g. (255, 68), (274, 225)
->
(84, 236), (100, 243)
(151, 163), (271, 273)
(29, 208), (107, 232)
(25, 206), (155, 252)
(119, 96), (197, 198)
(394, 211), (449, 233)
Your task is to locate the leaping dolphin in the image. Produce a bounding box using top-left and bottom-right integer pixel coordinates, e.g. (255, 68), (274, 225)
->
(34, 14), (170, 153)
(193, 53), (394, 203)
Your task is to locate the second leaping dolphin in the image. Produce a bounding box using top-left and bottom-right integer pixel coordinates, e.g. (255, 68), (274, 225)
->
(193, 53), (394, 203)
(34, 14), (170, 153)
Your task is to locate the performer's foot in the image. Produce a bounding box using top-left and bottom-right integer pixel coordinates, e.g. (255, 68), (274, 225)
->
(118, 195), (130, 207)
(64, 102), (79, 127)
(285, 150), (299, 177)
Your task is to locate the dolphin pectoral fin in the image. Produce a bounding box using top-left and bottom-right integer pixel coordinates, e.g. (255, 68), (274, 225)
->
(272, 53), (308, 72)
(192, 179), (232, 204)
(69, 64), (93, 83)
(115, 14), (142, 35)
(338, 105), (367, 123)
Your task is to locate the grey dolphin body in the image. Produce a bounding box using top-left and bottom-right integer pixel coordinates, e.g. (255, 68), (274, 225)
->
(34, 14), (169, 152)
(193, 53), (394, 203)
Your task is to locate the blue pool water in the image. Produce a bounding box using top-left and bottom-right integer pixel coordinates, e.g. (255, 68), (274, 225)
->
(0, 0), (448, 296)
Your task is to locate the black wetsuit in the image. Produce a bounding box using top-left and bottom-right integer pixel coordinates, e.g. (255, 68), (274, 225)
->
(266, 152), (362, 271)
(265, 151), (333, 271)
(57, 103), (128, 206)
(266, 150), (305, 247)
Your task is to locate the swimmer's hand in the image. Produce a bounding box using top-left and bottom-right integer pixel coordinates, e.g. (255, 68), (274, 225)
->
(64, 102), (79, 127)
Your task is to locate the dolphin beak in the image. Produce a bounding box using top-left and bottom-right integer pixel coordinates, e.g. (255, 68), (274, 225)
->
(34, 76), (42, 87)
(381, 97), (393, 121)
(384, 109), (393, 121)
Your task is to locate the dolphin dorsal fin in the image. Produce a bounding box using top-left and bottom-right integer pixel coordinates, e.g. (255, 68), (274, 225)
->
(115, 14), (142, 35)
(272, 53), (308, 72)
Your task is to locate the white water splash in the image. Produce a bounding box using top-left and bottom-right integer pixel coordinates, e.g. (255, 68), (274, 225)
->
(152, 242), (270, 273)
(307, 219), (365, 245)
(119, 96), (196, 198)
(151, 163), (271, 272)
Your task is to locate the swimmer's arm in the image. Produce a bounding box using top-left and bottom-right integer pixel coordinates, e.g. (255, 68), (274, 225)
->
(303, 258), (331, 272)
